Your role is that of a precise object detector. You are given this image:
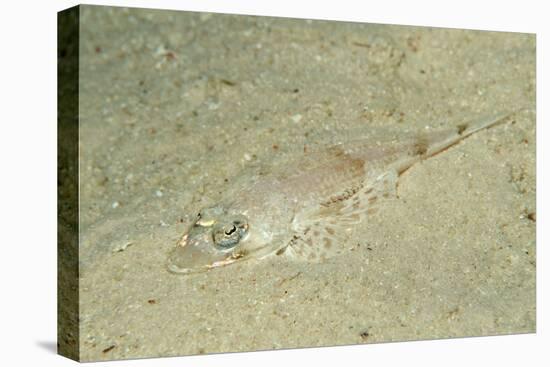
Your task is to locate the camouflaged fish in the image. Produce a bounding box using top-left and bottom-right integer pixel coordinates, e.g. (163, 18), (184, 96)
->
(167, 111), (514, 274)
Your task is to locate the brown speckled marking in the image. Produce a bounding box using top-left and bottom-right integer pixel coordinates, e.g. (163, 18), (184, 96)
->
(328, 146), (346, 157)
(413, 137), (428, 156)
(323, 237), (332, 248)
(325, 226), (335, 235)
(321, 182), (365, 207)
(367, 208), (378, 215)
(305, 145), (367, 208)
(368, 196), (378, 203)
(457, 123), (469, 135)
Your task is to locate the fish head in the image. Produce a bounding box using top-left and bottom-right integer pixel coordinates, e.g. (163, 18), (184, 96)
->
(167, 204), (266, 274)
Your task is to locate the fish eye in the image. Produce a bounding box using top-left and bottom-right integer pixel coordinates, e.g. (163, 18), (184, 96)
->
(224, 225), (236, 236)
(212, 218), (248, 249)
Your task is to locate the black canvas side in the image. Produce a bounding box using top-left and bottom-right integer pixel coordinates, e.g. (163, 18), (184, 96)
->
(57, 5), (80, 361)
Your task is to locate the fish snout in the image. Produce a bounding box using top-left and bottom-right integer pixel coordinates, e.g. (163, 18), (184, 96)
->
(167, 231), (233, 274)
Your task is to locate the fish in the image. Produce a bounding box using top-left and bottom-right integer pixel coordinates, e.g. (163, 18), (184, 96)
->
(167, 110), (517, 274)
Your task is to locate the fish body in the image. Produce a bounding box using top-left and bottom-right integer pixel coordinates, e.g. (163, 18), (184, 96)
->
(168, 111), (514, 274)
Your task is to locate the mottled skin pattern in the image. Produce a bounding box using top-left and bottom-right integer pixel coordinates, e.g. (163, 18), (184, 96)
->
(168, 111), (514, 274)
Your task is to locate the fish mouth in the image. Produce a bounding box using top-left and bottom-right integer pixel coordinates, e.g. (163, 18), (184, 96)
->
(167, 232), (238, 274)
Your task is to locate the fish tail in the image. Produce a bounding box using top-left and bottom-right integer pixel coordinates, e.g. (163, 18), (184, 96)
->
(458, 110), (516, 138)
(424, 109), (523, 159)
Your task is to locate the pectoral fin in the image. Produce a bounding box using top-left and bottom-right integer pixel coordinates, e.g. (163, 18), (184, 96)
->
(283, 170), (398, 262)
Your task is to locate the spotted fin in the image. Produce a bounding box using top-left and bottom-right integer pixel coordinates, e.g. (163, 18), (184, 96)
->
(284, 170), (398, 262)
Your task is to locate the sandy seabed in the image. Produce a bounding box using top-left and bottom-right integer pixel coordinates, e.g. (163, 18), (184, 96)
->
(72, 5), (535, 361)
